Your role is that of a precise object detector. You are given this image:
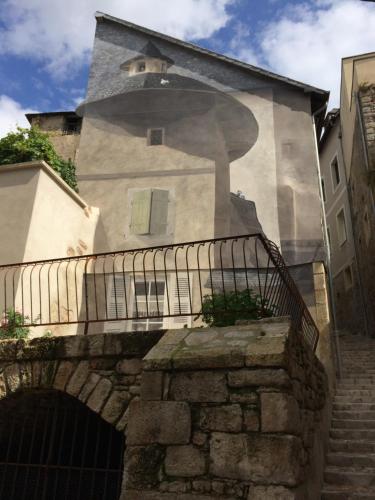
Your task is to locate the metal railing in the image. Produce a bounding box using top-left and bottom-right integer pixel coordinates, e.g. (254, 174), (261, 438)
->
(0, 234), (319, 350)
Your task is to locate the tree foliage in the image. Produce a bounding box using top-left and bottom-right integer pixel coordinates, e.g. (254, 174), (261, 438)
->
(0, 126), (78, 191)
(199, 289), (275, 327)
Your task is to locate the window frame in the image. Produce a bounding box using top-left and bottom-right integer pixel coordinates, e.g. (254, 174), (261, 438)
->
(336, 207), (348, 246)
(147, 127), (165, 146)
(330, 154), (341, 192)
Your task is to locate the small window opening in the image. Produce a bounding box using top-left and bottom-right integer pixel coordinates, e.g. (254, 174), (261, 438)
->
(344, 266), (353, 290)
(63, 116), (81, 134)
(331, 156), (340, 188)
(137, 61), (146, 72)
(148, 128), (164, 146)
(337, 208), (347, 246)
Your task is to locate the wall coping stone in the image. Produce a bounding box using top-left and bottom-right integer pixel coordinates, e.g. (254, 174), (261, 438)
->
(142, 317), (291, 371)
(0, 331), (163, 362)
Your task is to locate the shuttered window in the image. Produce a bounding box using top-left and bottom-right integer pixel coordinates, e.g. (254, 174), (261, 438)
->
(105, 275), (128, 333)
(130, 189), (169, 235)
(165, 273), (193, 328)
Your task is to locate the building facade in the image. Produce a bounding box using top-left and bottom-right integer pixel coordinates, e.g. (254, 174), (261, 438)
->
(319, 52), (375, 336)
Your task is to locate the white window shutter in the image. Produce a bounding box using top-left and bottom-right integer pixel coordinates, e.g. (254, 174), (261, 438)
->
(105, 274), (128, 333)
(130, 190), (152, 235)
(164, 273), (193, 329)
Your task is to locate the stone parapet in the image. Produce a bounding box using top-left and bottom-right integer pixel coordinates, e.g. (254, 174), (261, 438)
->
(124, 318), (330, 499)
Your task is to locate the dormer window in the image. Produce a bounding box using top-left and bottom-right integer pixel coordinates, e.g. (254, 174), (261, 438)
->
(137, 61), (146, 73)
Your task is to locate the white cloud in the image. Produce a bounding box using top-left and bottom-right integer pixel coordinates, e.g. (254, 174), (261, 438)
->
(0, 96), (37, 138)
(258, 0), (375, 106)
(227, 22), (261, 67)
(0, 0), (233, 79)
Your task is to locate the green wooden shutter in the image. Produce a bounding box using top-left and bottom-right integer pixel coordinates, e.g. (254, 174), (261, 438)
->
(131, 190), (152, 235)
(150, 189), (169, 234)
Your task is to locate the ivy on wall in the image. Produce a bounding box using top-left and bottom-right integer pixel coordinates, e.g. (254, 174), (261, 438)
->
(0, 126), (78, 191)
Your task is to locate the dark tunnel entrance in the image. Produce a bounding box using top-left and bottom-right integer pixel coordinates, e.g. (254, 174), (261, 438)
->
(0, 390), (125, 500)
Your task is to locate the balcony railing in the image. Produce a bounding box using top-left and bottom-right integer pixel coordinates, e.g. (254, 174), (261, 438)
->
(0, 234), (319, 350)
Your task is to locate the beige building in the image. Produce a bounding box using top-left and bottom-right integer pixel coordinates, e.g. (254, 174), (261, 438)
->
(319, 52), (375, 336)
(0, 12), (332, 338)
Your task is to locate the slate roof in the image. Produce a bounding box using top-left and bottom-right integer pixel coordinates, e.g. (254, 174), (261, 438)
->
(96, 11), (329, 103)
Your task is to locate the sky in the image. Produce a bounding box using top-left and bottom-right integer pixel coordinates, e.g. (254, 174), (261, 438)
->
(0, 0), (375, 138)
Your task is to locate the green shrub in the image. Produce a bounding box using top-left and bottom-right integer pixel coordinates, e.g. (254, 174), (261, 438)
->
(0, 126), (78, 191)
(0, 308), (30, 340)
(199, 288), (275, 327)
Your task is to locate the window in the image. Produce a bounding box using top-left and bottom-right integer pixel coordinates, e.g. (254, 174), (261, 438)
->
(344, 265), (353, 290)
(130, 189), (169, 235)
(137, 61), (146, 72)
(63, 116), (81, 134)
(331, 156), (340, 189)
(132, 280), (165, 331)
(321, 178), (326, 203)
(148, 128), (164, 146)
(336, 208), (347, 246)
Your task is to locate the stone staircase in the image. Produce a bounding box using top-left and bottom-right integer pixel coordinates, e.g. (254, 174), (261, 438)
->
(322, 335), (375, 499)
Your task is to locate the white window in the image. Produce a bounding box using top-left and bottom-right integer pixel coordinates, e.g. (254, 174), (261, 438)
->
(148, 128), (164, 146)
(130, 189), (169, 235)
(326, 226), (332, 256)
(331, 156), (340, 190)
(344, 265), (353, 291)
(336, 208), (347, 246)
(105, 274), (128, 333)
(131, 280), (165, 331)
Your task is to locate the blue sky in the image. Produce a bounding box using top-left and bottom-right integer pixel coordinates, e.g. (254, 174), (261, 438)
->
(0, 0), (374, 137)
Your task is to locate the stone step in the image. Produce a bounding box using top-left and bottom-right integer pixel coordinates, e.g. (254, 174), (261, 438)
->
(334, 396), (375, 404)
(333, 411), (375, 420)
(330, 429), (375, 440)
(327, 452), (375, 467)
(339, 386), (375, 391)
(336, 390), (375, 397)
(332, 419), (375, 430)
(333, 403), (375, 412)
(324, 466), (375, 487)
(329, 439), (375, 454)
(322, 485), (375, 499)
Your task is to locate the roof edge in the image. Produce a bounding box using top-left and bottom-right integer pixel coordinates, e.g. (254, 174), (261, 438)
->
(95, 11), (329, 100)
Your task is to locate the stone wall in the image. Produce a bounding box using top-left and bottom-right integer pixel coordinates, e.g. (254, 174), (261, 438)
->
(124, 318), (330, 500)
(0, 330), (162, 430)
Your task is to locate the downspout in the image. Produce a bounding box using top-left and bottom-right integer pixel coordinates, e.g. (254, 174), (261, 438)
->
(312, 102), (342, 378)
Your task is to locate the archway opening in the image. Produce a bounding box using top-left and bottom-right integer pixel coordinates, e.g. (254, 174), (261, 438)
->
(0, 389), (125, 500)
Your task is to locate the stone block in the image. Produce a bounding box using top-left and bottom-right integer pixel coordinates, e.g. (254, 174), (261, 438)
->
(86, 378), (112, 413)
(228, 368), (290, 388)
(199, 404), (242, 433)
(243, 408), (259, 431)
(4, 364), (20, 392)
(165, 445), (206, 477)
(229, 391), (258, 404)
(0, 374), (7, 398)
(101, 390), (130, 424)
(53, 360), (75, 391)
(78, 372), (100, 402)
(117, 358), (142, 375)
(247, 485), (302, 499)
(127, 400), (191, 445)
(66, 360), (90, 397)
(170, 372), (228, 402)
(210, 432), (301, 485)
(140, 370), (163, 400)
(125, 444), (164, 488)
(261, 392), (301, 434)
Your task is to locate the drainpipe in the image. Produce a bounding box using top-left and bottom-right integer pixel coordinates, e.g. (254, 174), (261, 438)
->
(311, 103), (342, 378)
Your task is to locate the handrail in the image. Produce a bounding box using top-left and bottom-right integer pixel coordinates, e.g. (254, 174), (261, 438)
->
(0, 234), (319, 350)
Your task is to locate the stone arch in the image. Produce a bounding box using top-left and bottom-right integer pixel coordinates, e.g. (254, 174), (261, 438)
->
(0, 358), (130, 432)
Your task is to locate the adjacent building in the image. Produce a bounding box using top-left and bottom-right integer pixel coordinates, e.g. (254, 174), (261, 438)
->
(319, 52), (375, 336)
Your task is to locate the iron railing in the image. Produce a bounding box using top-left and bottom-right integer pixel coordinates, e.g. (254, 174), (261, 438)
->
(0, 234), (319, 350)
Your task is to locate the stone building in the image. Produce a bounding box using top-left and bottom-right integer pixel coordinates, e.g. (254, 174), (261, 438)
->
(319, 52), (375, 336)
